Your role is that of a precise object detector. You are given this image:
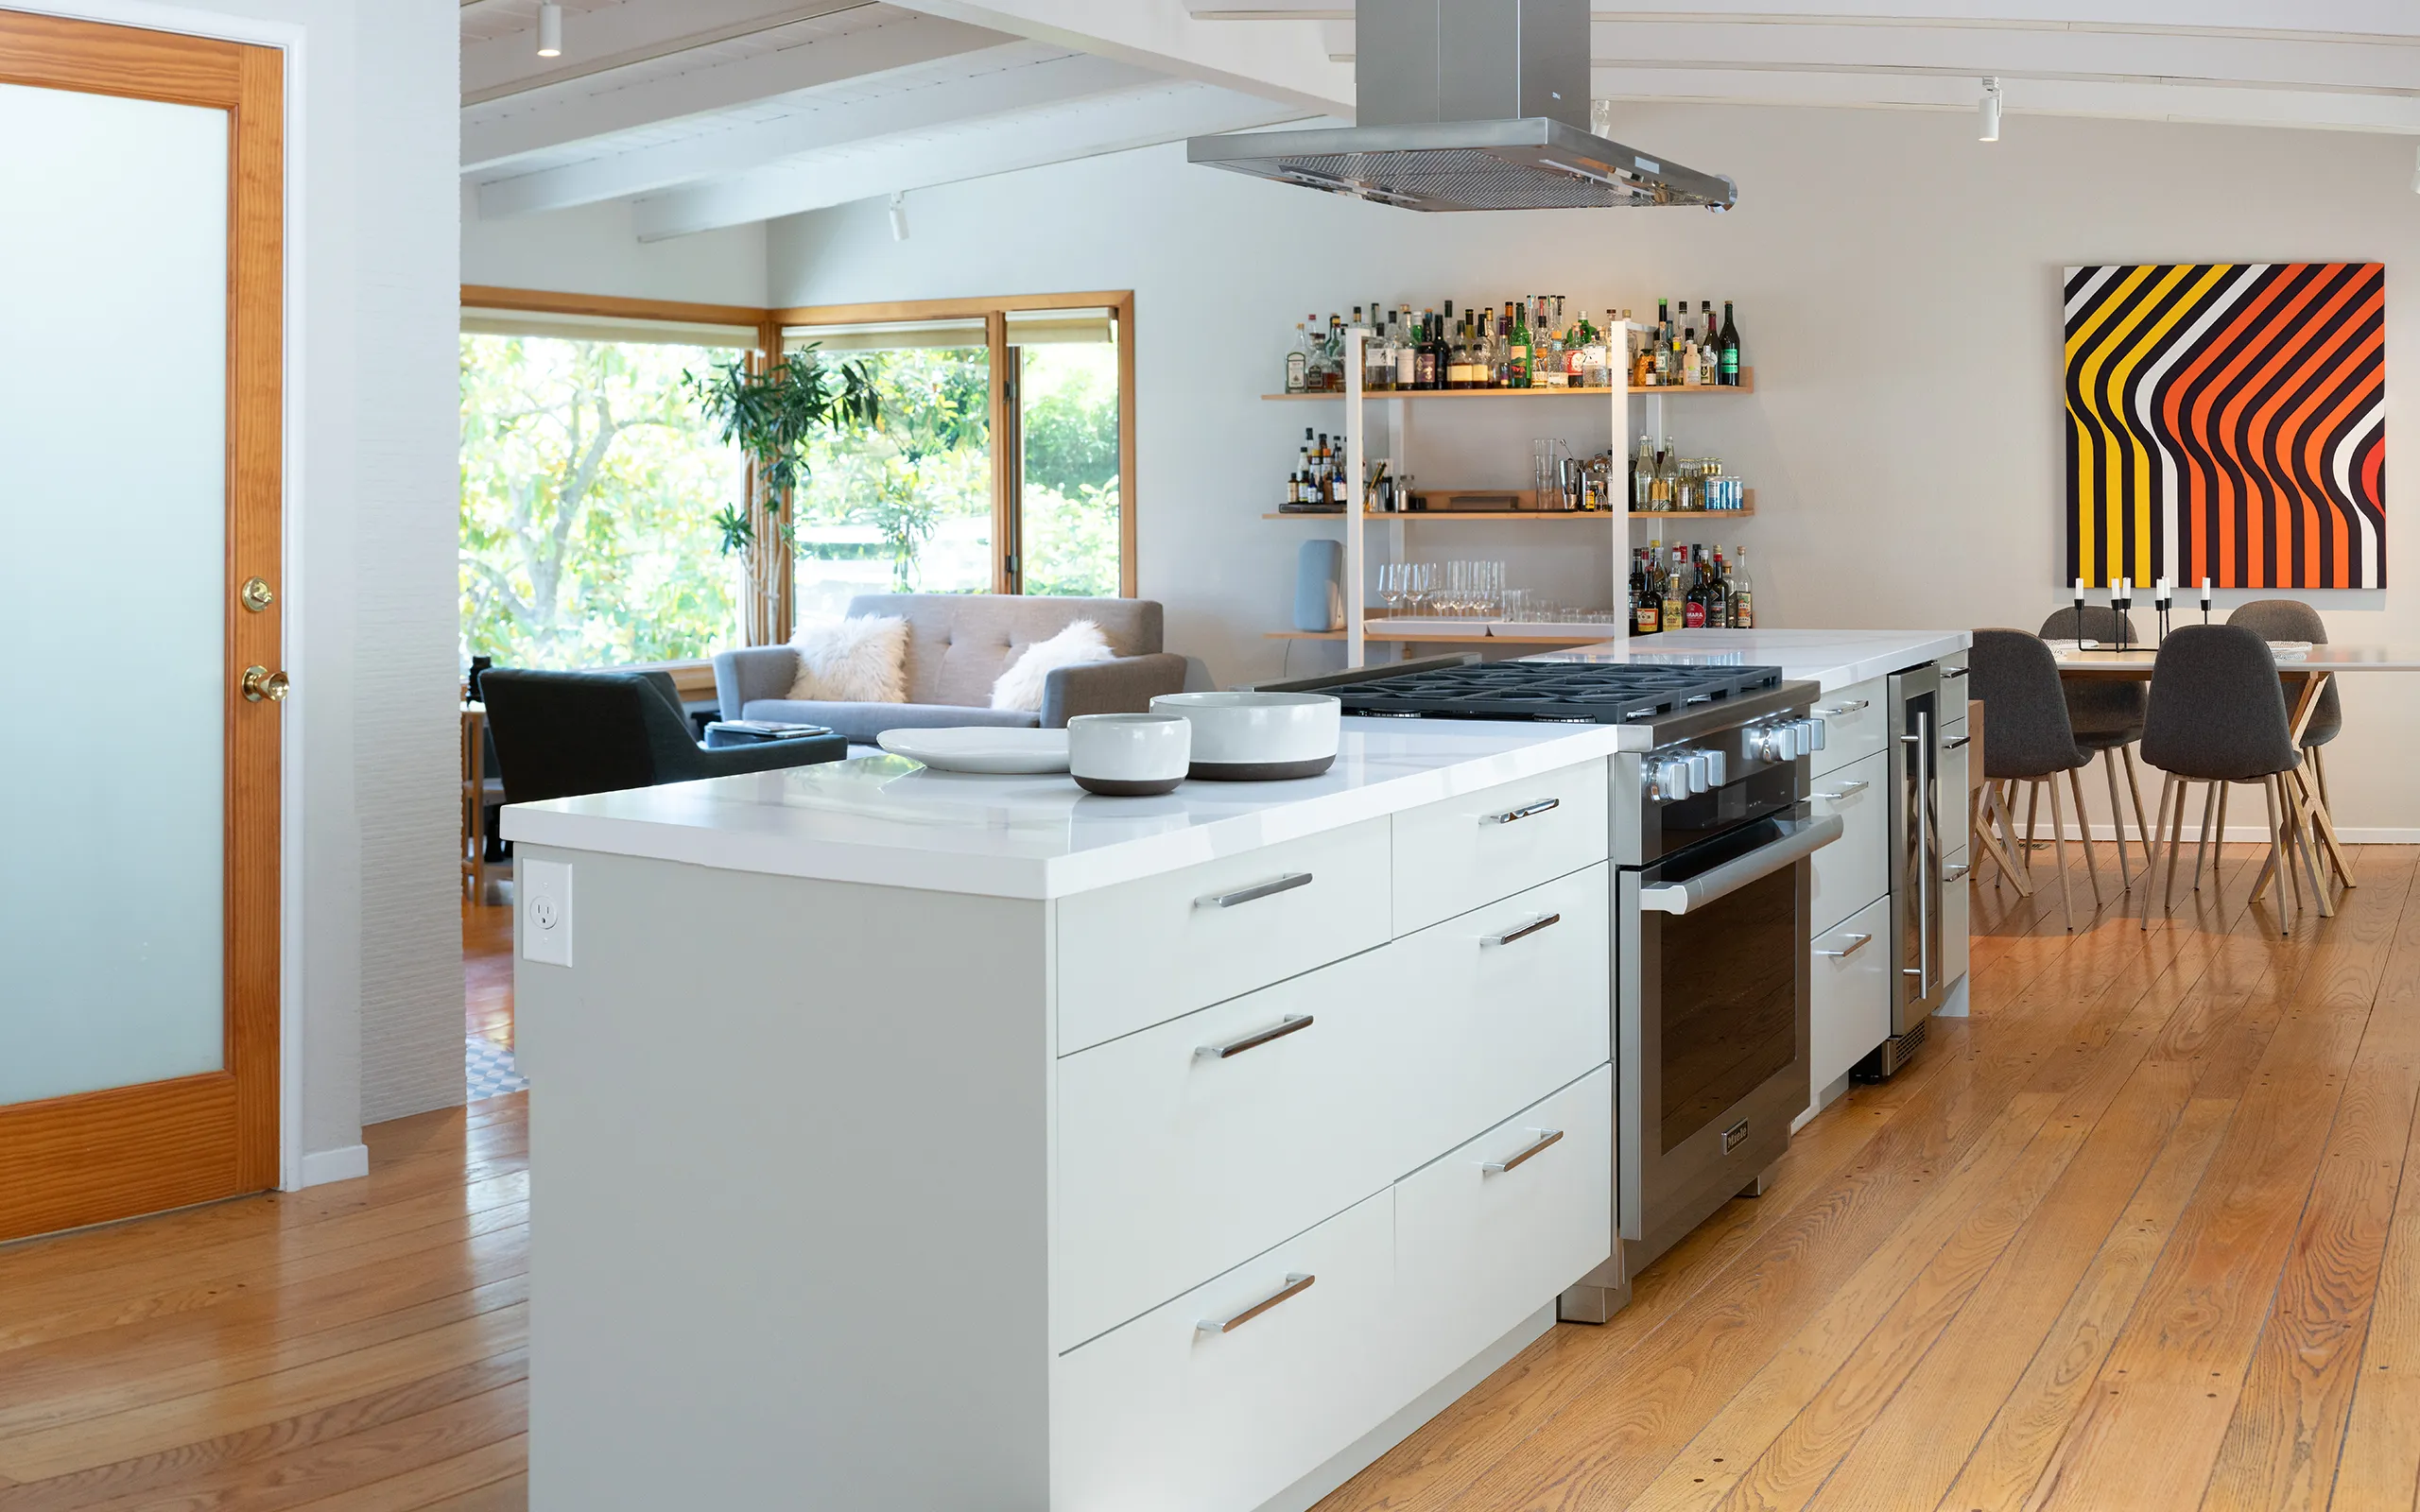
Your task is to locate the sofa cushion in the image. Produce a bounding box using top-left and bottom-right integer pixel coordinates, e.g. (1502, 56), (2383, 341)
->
(739, 698), (1040, 742)
(846, 594), (1164, 707)
(785, 614), (908, 703)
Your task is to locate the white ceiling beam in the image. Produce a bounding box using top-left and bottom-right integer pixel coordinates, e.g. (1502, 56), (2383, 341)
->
(888, 0), (1355, 113)
(1592, 67), (2420, 132)
(462, 11), (1010, 171)
(463, 0), (871, 106)
(631, 82), (1306, 237)
(477, 47), (1165, 216)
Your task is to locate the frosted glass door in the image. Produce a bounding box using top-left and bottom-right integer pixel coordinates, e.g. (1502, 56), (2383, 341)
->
(0, 82), (231, 1106)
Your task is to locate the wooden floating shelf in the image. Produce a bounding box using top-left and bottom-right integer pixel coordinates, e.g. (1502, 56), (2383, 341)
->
(1261, 369), (1754, 402)
(1265, 491), (1754, 522)
(1266, 627), (1615, 644)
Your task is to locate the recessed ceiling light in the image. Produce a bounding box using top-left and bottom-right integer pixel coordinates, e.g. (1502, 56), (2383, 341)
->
(536, 3), (562, 59)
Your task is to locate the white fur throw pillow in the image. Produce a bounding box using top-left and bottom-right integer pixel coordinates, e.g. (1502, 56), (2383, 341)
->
(785, 615), (910, 703)
(990, 620), (1115, 713)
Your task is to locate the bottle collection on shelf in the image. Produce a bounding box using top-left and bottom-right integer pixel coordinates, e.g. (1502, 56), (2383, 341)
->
(1279, 428), (1744, 516)
(1632, 541), (1754, 632)
(1283, 295), (1745, 393)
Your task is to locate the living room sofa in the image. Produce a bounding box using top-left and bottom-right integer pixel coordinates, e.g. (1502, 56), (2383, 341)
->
(711, 594), (1188, 742)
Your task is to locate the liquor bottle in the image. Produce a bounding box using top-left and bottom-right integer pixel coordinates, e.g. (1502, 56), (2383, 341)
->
(1729, 547), (1754, 627)
(1651, 310), (1672, 386)
(1705, 548), (1732, 627)
(1395, 308), (1418, 388)
(1412, 312), (1437, 389)
(1682, 314), (1702, 387)
(1719, 301), (1741, 387)
(1662, 546), (1686, 631)
(1286, 322), (1309, 393)
(1506, 300), (1530, 388)
(1632, 435), (1655, 509)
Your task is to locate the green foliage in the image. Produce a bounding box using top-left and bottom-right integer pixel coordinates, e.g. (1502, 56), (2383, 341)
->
(1022, 480), (1122, 597)
(793, 347), (994, 594)
(682, 346), (880, 554)
(1021, 355), (1120, 498)
(458, 333), (746, 668)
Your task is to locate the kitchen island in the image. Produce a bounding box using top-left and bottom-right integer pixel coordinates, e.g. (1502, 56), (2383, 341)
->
(503, 629), (1966, 1512)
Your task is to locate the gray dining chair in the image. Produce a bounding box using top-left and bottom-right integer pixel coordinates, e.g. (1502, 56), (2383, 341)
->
(2227, 598), (2342, 804)
(1971, 628), (2103, 932)
(2136, 625), (2326, 936)
(2038, 606), (2152, 886)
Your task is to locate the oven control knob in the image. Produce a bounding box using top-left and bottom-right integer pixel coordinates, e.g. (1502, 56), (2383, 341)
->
(1801, 717), (1827, 751)
(1702, 749), (1727, 787)
(1765, 725), (1796, 763)
(1686, 750), (1714, 792)
(1655, 759), (1690, 800)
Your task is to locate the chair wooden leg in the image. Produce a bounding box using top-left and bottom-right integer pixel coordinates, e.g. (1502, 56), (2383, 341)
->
(2068, 767), (2104, 904)
(2120, 745), (2152, 871)
(2048, 771), (2078, 932)
(2192, 781), (2219, 892)
(2145, 773), (2176, 930)
(2100, 747), (2133, 888)
(1979, 783), (2032, 899)
(2298, 755), (2356, 890)
(2163, 776), (2189, 917)
(2025, 780), (2043, 854)
(2314, 743), (2332, 812)
(2260, 775), (2293, 936)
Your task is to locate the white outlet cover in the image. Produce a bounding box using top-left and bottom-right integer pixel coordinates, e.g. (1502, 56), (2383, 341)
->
(522, 857), (573, 967)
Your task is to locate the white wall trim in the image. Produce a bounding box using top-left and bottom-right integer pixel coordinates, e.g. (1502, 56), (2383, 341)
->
(15, 0), (321, 1193)
(298, 1143), (370, 1188)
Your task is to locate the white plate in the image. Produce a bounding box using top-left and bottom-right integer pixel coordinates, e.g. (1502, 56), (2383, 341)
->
(875, 727), (1069, 774)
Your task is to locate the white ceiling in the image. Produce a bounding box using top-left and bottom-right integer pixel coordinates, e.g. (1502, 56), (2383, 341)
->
(458, 0), (2420, 239)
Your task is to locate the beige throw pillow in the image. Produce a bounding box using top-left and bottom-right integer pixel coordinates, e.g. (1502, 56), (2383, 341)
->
(990, 621), (1115, 713)
(785, 615), (909, 703)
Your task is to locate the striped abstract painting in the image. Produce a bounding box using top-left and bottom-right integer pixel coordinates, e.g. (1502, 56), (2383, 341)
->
(2065, 263), (2384, 589)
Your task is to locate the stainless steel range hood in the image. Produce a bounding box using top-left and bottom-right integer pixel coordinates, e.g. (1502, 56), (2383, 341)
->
(1186, 0), (1735, 213)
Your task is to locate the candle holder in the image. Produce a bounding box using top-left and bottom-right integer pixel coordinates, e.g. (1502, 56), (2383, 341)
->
(2155, 581), (2172, 644)
(2110, 583), (2132, 653)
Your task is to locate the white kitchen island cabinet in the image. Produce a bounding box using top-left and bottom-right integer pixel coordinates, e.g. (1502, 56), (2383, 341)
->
(506, 727), (1627, 1512)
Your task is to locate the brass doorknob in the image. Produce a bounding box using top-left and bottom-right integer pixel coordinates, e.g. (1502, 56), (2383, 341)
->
(241, 665), (291, 703)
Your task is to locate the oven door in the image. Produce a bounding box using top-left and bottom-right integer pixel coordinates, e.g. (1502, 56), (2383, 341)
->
(1618, 807), (1838, 1252)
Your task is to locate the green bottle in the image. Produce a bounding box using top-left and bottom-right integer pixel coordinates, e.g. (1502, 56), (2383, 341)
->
(1511, 299), (1532, 388)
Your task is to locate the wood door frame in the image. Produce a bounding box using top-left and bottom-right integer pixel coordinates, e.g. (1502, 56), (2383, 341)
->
(0, 9), (286, 1239)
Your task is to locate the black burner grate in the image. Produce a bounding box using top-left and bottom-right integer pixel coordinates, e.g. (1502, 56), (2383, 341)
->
(1334, 662), (1786, 724)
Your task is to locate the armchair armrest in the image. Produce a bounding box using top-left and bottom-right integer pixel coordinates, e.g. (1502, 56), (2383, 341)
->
(1040, 653), (1189, 729)
(712, 645), (801, 721)
(689, 732), (849, 779)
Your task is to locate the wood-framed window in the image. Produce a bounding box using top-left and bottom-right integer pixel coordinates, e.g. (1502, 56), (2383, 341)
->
(459, 285), (1134, 670)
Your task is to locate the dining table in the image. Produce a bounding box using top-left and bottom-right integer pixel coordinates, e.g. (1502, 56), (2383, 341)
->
(2042, 641), (2420, 904)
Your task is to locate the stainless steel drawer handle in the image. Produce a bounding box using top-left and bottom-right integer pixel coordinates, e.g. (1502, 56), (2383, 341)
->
(1482, 912), (1561, 948)
(1945, 863), (1971, 882)
(1944, 733), (1972, 750)
(1814, 699), (1869, 715)
(1814, 932), (1874, 958)
(1490, 797), (1561, 825)
(1196, 872), (1312, 909)
(1199, 1273), (1315, 1334)
(1941, 665), (1970, 679)
(1483, 1127), (1564, 1174)
(1197, 1014), (1313, 1059)
(1815, 781), (1870, 800)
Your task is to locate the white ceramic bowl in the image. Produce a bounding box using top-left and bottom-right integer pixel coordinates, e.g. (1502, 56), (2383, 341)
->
(1067, 712), (1191, 797)
(1149, 691), (1340, 781)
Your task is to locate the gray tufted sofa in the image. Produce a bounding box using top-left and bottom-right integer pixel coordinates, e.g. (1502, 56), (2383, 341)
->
(710, 593), (1188, 742)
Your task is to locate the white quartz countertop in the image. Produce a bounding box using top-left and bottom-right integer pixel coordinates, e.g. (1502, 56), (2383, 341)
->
(502, 627), (1967, 899)
(1535, 627), (1971, 691)
(503, 721), (1633, 900)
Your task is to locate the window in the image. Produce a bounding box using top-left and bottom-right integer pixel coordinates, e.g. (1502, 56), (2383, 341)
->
(780, 294), (1132, 611)
(458, 304), (758, 668)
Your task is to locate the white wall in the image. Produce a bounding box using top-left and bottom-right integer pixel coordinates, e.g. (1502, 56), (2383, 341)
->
(768, 106), (2420, 834)
(463, 195), (768, 307)
(27, 0), (464, 1171)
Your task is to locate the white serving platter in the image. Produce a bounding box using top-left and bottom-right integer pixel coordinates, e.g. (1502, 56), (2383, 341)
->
(874, 727), (1070, 774)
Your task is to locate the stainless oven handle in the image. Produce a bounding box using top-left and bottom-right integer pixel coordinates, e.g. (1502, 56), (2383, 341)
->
(1490, 797), (1561, 825)
(1904, 713), (1933, 991)
(1636, 814), (1842, 915)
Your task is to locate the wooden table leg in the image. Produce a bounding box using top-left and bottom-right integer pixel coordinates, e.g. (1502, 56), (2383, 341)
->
(2284, 671), (2354, 890)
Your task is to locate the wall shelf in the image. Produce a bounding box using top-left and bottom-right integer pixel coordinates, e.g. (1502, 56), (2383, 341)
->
(1267, 493), (1754, 523)
(1262, 369), (1753, 402)
(1266, 627), (1614, 644)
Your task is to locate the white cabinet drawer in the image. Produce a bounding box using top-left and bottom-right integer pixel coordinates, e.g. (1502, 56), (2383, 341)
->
(1055, 949), (1409, 1350)
(1810, 894), (1893, 1092)
(1052, 1189), (1400, 1512)
(1057, 817), (1391, 1055)
(1391, 865), (1611, 1163)
(1811, 677), (1886, 779)
(1396, 1065), (1612, 1395)
(1809, 749), (1890, 937)
(1944, 844), (1971, 987)
(1391, 761), (1609, 935)
(1938, 727), (1971, 862)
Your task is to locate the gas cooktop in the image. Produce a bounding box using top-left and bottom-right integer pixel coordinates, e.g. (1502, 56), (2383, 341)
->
(1329, 662), (1788, 725)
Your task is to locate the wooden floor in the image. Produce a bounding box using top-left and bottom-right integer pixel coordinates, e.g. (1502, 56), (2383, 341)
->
(5, 844), (2417, 1509)
(463, 893), (513, 1052)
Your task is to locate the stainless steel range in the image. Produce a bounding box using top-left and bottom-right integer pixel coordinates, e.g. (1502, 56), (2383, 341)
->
(1266, 659), (1841, 1320)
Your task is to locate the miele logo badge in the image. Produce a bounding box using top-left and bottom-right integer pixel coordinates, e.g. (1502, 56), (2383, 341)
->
(1634, 156), (1662, 173)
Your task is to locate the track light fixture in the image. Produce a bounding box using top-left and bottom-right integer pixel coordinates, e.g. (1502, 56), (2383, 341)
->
(889, 191), (909, 242)
(1979, 77), (2002, 142)
(536, 3), (562, 59)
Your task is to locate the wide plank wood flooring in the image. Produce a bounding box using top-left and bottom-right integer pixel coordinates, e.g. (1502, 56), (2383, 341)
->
(3, 844), (2415, 1509)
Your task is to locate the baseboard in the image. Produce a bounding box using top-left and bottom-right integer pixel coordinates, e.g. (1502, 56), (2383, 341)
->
(295, 1143), (369, 1190)
(1254, 1301), (1556, 1512)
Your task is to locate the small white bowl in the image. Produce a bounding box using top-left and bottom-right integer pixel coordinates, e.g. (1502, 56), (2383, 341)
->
(1150, 691), (1340, 781)
(1067, 713), (1191, 797)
